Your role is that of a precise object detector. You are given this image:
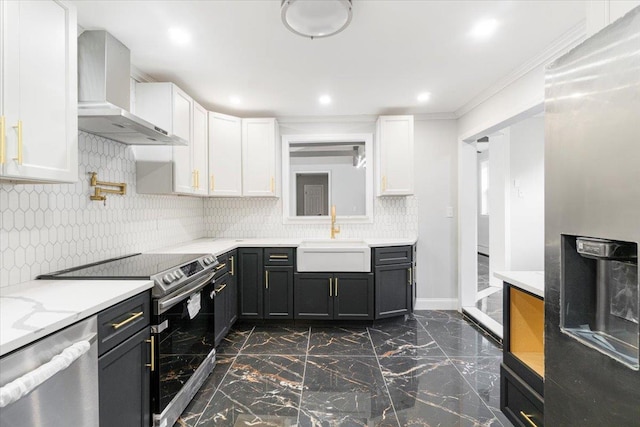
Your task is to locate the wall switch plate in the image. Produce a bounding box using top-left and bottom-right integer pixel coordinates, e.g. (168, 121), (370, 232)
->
(446, 206), (454, 218)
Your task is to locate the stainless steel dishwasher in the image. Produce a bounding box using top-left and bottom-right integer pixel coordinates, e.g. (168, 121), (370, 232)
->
(0, 316), (99, 426)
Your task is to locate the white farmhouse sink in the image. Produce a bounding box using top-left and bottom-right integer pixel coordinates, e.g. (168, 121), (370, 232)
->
(297, 239), (371, 272)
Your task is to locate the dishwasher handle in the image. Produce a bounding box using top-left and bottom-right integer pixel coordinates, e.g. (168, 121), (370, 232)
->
(0, 335), (96, 408)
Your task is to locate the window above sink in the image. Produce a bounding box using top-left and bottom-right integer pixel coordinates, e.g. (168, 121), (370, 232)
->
(281, 133), (374, 224)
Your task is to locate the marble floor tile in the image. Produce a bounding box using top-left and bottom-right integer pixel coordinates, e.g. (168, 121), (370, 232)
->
(195, 355), (305, 426)
(216, 324), (254, 355)
(241, 326), (310, 355)
(476, 290), (503, 325)
(369, 321), (444, 358)
(299, 356), (399, 427)
(308, 327), (374, 356)
(449, 357), (508, 423)
(419, 313), (502, 357)
(380, 357), (500, 426)
(173, 355), (235, 427)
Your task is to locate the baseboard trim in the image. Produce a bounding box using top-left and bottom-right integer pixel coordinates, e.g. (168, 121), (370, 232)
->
(415, 298), (459, 310)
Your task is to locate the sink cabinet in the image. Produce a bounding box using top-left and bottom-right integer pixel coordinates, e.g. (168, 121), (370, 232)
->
(294, 272), (374, 320)
(374, 246), (414, 319)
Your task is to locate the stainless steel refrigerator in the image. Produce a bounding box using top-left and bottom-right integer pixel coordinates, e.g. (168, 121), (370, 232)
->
(545, 5), (640, 425)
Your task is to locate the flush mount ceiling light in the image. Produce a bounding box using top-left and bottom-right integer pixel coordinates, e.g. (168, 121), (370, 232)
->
(319, 94), (332, 105)
(168, 27), (191, 45)
(469, 18), (499, 40)
(417, 92), (431, 103)
(281, 0), (353, 39)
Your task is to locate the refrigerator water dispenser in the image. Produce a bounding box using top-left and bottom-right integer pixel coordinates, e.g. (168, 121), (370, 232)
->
(561, 236), (638, 369)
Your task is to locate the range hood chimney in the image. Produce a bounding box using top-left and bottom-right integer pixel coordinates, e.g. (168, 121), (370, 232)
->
(78, 30), (187, 146)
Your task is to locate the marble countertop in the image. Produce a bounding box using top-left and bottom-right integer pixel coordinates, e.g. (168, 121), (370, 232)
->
(149, 237), (418, 257)
(494, 271), (544, 298)
(0, 279), (153, 357)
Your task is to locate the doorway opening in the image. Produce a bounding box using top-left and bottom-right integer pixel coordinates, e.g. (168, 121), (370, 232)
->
(295, 172), (330, 216)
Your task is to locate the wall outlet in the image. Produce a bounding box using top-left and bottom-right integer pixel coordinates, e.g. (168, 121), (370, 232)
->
(446, 206), (454, 218)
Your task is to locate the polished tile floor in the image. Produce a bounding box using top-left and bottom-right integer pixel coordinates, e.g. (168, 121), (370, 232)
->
(476, 254), (503, 325)
(174, 311), (511, 427)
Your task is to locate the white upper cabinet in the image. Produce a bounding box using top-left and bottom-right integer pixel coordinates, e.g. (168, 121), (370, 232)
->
(170, 100), (208, 196)
(208, 112), (242, 197)
(135, 82), (192, 143)
(0, 0), (77, 183)
(241, 118), (278, 197)
(376, 115), (414, 196)
(191, 102), (208, 196)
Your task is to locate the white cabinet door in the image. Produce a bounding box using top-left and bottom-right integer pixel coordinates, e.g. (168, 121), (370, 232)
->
(135, 82), (192, 143)
(208, 112), (242, 197)
(242, 118), (277, 197)
(376, 115), (414, 196)
(172, 86), (192, 143)
(191, 102), (208, 196)
(1, 0), (77, 183)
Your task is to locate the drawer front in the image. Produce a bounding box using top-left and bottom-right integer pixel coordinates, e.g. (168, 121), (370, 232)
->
(264, 248), (294, 266)
(213, 252), (230, 280)
(374, 246), (412, 266)
(501, 364), (544, 427)
(98, 291), (151, 356)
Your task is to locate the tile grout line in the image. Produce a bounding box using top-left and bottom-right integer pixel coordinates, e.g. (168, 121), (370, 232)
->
(367, 326), (402, 427)
(296, 327), (312, 426)
(191, 326), (255, 427)
(417, 315), (506, 427)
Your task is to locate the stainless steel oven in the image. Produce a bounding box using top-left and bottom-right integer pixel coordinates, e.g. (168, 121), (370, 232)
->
(38, 252), (219, 427)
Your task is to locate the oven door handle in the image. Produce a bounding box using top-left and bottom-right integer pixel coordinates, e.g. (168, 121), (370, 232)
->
(157, 272), (215, 314)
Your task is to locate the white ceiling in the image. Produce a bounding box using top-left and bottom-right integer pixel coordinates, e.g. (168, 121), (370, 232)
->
(72, 0), (585, 117)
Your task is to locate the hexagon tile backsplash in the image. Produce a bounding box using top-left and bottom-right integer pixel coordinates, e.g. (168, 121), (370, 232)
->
(0, 132), (419, 288)
(0, 132), (205, 287)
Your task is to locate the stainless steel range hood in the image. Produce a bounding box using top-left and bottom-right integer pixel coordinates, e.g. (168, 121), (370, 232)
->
(78, 30), (187, 146)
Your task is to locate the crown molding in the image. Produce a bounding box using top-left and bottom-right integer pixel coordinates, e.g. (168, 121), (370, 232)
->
(130, 66), (155, 83)
(277, 115), (378, 124)
(454, 20), (587, 119)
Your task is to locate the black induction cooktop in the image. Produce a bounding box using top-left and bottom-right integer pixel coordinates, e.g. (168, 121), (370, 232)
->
(37, 253), (211, 280)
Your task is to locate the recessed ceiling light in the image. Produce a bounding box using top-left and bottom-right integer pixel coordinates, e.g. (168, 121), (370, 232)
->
(229, 96), (242, 105)
(168, 27), (191, 45)
(469, 19), (499, 40)
(417, 92), (431, 103)
(319, 95), (332, 105)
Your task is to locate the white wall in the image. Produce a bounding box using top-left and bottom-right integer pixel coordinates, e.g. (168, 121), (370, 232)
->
(586, 0), (640, 36)
(509, 116), (545, 270)
(477, 149), (490, 255)
(488, 131), (511, 287)
(414, 119), (458, 307)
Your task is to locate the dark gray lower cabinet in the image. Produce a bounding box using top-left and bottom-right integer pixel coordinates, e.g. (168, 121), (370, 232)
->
(213, 273), (230, 346)
(375, 263), (412, 318)
(98, 327), (150, 427)
(294, 273), (373, 320)
(238, 248), (264, 319)
(294, 273), (333, 319)
(264, 266), (294, 319)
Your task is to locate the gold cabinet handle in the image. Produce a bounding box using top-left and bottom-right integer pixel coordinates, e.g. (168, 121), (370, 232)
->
(382, 175), (387, 192)
(215, 263), (226, 271)
(210, 174), (214, 191)
(408, 267), (412, 285)
(12, 120), (22, 165)
(192, 170), (197, 188)
(196, 170), (199, 189)
(335, 278), (338, 297)
(265, 270), (269, 289)
(329, 277), (333, 296)
(111, 311), (144, 329)
(215, 283), (227, 294)
(269, 254), (289, 259)
(146, 336), (155, 372)
(0, 116), (5, 165)
(230, 256), (235, 276)
(519, 412), (538, 427)
(270, 176), (275, 193)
